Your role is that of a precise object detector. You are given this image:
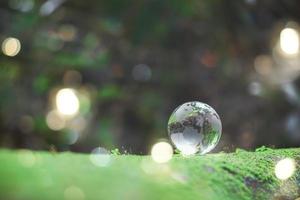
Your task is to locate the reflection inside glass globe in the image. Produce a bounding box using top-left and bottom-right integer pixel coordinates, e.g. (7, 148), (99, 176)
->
(168, 101), (222, 155)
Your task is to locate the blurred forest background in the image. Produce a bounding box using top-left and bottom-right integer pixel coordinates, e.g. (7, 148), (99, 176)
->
(1, 0), (300, 154)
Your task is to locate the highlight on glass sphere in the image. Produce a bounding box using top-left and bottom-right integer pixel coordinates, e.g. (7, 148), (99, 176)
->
(167, 101), (222, 156)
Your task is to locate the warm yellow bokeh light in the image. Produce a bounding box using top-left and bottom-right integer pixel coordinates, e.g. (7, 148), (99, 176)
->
(46, 110), (66, 131)
(275, 158), (296, 180)
(151, 141), (173, 163)
(280, 28), (299, 55)
(56, 88), (80, 116)
(254, 55), (273, 76)
(1, 37), (21, 57)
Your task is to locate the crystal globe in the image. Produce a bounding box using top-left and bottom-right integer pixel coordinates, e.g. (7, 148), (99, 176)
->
(167, 101), (222, 155)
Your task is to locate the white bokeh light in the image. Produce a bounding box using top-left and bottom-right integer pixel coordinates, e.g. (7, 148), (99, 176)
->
(9, 0), (34, 12)
(40, 0), (65, 16)
(151, 141), (173, 163)
(280, 28), (299, 55)
(89, 147), (111, 167)
(1, 37), (21, 57)
(56, 88), (80, 116)
(275, 158), (296, 180)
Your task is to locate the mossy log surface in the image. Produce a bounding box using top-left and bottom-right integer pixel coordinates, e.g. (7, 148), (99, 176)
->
(0, 148), (300, 200)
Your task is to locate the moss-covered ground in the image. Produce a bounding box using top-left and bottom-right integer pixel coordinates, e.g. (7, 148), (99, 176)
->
(0, 148), (299, 200)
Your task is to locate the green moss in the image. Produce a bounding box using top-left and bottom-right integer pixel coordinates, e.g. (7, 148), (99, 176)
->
(255, 146), (272, 152)
(111, 148), (121, 155)
(0, 148), (299, 200)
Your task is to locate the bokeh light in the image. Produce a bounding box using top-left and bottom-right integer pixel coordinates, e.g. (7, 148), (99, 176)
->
(40, 0), (64, 16)
(58, 25), (77, 42)
(64, 185), (85, 200)
(245, 0), (256, 5)
(18, 150), (36, 168)
(275, 158), (296, 180)
(9, 0), (34, 12)
(254, 55), (273, 76)
(64, 131), (80, 145)
(132, 64), (152, 81)
(281, 82), (299, 105)
(248, 81), (262, 96)
(151, 141), (173, 163)
(46, 110), (66, 131)
(56, 88), (80, 116)
(68, 116), (87, 133)
(1, 37), (21, 57)
(285, 112), (300, 141)
(280, 27), (299, 55)
(89, 147), (111, 167)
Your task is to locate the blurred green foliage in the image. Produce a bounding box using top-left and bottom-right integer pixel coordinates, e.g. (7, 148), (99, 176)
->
(1, 0), (300, 153)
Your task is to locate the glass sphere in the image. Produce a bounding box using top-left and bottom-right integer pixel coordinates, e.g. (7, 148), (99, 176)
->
(167, 101), (222, 155)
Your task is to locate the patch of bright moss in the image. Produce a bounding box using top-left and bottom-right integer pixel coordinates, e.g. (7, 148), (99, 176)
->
(0, 148), (299, 200)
